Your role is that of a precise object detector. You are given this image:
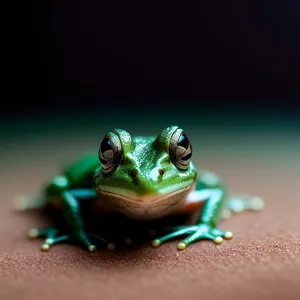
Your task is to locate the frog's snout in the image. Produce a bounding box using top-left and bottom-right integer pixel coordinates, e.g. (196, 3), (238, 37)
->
(130, 167), (164, 184)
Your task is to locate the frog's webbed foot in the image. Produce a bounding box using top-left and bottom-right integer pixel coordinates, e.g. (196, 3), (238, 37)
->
(28, 227), (72, 252)
(27, 227), (114, 252)
(151, 224), (233, 250)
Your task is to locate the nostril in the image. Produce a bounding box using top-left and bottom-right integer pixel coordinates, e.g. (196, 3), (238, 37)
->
(158, 168), (164, 176)
(130, 169), (138, 177)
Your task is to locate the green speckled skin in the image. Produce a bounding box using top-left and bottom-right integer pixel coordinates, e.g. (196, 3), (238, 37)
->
(25, 126), (264, 252)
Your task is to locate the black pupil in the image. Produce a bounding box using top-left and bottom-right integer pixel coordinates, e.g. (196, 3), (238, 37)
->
(181, 152), (192, 161)
(178, 133), (189, 149)
(100, 137), (112, 153)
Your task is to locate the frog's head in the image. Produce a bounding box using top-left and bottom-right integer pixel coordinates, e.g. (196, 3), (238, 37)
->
(94, 126), (198, 220)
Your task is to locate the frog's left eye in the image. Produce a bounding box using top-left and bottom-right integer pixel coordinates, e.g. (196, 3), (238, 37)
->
(169, 129), (192, 171)
(98, 133), (122, 174)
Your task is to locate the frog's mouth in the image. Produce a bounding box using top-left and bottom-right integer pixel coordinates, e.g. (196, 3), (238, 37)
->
(95, 184), (194, 220)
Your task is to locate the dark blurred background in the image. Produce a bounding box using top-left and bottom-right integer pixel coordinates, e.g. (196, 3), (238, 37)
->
(3, 0), (300, 120)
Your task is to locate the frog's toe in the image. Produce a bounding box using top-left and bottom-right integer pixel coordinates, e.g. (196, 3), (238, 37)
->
(213, 236), (224, 244)
(87, 243), (115, 252)
(45, 235), (70, 246)
(40, 243), (50, 252)
(28, 227), (59, 241)
(107, 243), (116, 250)
(177, 231), (216, 250)
(88, 245), (97, 252)
(223, 231), (233, 240)
(28, 228), (40, 239)
(39, 235), (71, 252)
(86, 232), (116, 250)
(151, 239), (162, 247)
(151, 226), (197, 248)
(210, 228), (233, 240)
(177, 242), (188, 250)
(45, 238), (54, 245)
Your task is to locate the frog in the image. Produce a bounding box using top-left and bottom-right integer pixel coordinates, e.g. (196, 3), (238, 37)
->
(15, 126), (264, 252)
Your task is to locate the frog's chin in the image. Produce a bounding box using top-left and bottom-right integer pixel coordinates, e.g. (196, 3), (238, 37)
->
(96, 183), (195, 220)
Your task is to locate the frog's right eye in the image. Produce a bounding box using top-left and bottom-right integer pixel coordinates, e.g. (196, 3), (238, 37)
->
(98, 133), (122, 174)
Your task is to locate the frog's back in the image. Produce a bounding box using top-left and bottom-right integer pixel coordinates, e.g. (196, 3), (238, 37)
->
(62, 152), (100, 188)
(37, 153), (100, 209)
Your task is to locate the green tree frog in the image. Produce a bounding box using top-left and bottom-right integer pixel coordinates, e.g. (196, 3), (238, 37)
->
(16, 126), (264, 252)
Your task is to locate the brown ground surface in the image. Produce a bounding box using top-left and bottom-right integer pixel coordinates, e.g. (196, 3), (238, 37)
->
(1, 119), (300, 300)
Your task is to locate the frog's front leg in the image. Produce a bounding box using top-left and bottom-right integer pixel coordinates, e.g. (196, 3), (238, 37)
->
(151, 188), (232, 250)
(28, 189), (112, 252)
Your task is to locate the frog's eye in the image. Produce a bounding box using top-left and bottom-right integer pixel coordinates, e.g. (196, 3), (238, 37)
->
(169, 129), (192, 171)
(98, 133), (122, 174)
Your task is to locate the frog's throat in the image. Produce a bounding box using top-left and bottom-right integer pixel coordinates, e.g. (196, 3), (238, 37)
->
(95, 183), (195, 220)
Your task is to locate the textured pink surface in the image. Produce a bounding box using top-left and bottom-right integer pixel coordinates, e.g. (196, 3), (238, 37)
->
(1, 128), (300, 300)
